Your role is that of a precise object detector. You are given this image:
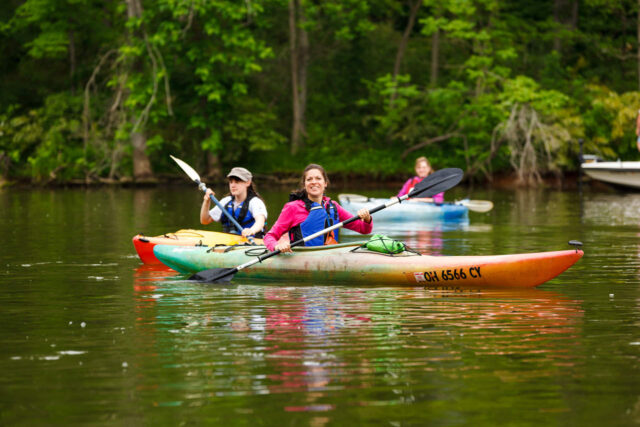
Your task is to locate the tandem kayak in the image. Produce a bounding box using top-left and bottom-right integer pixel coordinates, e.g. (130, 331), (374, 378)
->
(133, 229), (263, 264)
(338, 194), (468, 221)
(153, 242), (583, 288)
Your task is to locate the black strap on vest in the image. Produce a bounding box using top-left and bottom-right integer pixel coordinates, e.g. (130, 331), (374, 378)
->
(223, 193), (256, 228)
(289, 191), (314, 211)
(221, 194), (266, 238)
(289, 192), (338, 217)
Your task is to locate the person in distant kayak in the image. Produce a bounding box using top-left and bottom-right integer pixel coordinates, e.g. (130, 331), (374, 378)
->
(200, 167), (267, 238)
(636, 109), (640, 151)
(397, 156), (444, 204)
(264, 164), (372, 252)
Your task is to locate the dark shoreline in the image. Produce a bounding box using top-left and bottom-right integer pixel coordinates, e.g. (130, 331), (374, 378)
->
(0, 171), (620, 192)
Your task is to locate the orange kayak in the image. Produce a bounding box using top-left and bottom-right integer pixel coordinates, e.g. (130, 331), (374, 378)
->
(153, 242), (583, 288)
(132, 229), (263, 264)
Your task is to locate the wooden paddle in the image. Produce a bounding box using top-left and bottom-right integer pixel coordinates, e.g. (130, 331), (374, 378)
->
(190, 167), (464, 283)
(170, 155), (256, 243)
(339, 193), (494, 213)
(455, 199), (494, 213)
(405, 197), (494, 213)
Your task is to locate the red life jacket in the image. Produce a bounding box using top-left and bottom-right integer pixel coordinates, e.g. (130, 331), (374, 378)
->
(406, 176), (422, 197)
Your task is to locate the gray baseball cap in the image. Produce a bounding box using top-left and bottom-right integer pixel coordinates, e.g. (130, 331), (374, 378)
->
(227, 167), (252, 182)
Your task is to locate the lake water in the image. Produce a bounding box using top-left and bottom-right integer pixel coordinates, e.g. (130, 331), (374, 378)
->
(1, 184), (639, 425)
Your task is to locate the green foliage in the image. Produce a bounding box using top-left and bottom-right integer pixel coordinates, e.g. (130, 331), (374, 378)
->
(0, 94), (84, 182)
(25, 27), (68, 58)
(1, 0), (640, 184)
(222, 108), (286, 153)
(582, 85), (640, 160)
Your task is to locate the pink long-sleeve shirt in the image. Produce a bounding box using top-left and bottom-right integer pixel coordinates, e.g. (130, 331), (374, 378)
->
(263, 197), (373, 251)
(397, 176), (444, 203)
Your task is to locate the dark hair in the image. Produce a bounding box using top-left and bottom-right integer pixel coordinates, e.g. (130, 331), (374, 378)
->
(246, 182), (262, 201)
(225, 180), (263, 202)
(289, 164), (330, 205)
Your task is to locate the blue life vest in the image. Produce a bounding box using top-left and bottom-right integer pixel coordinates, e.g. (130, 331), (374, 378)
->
(220, 194), (265, 237)
(289, 200), (339, 246)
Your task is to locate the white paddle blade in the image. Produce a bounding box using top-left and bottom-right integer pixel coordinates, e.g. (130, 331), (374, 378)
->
(458, 199), (494, 213)
(170, 155), (201, 182)
(338, 193), (369, 203)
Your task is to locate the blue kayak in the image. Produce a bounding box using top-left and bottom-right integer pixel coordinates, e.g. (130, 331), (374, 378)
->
(338, 194), (469, 221)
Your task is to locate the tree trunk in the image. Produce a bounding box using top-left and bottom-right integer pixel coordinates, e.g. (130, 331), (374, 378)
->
(289, 1), (299, 154)
(289, 0), (308, 155)
(131, 130), (153, 179)
(299, 7), (309, 145)
(430, 28), (440, 88)
(474, 38), (485, 97)
(391, 0), (422, 102)
(126, 0), (141, 20)
(206, 151), (222, 180)
(638, 0), (640, 90)
(0, 152), (8, 185)
(553, 0), (564, 52)
(68, 29), (76, 95)
(126, 0), (154, 180)
(570, 0), (578, 30)
(554, 0), (577, 52)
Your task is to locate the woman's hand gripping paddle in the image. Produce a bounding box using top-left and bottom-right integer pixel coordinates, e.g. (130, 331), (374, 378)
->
(190, 168), (464, 284)
(170, 155), (256, 244)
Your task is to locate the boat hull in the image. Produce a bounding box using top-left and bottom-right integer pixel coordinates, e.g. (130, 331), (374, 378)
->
(581, 161), (640, 189)
(153, 243), (583, 288)
(133, 229), (263, 264)
(338, 195), (468, 221)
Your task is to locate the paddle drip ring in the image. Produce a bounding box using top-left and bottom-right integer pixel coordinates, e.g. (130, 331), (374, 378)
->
(245, 247), (269, 257)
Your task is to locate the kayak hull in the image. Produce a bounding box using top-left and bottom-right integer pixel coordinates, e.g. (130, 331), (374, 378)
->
(338, 195), (468, 221)
(153, 244), (583, 288)
(133, 229), (263, 264)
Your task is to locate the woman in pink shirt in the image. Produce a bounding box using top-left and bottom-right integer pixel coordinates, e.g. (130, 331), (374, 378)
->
(264, 164), (373, 252)
(397, 156), (444, 204)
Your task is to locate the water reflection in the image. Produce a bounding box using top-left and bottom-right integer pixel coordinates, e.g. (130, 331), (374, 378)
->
(130, 278), (584, 412)
(6, 186), (640, 425)
(342, 218), (472, 236)
(263, 286), (583, 414)
(581, 193), (640, 227)
(133, 264), (175, 290)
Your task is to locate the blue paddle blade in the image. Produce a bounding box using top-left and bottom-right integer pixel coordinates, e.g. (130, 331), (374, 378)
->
(409, 168), (464, 198)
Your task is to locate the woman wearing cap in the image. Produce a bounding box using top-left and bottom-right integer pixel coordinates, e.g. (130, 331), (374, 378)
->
(263, 164), (372, 252)
(200, 167), (267, 238)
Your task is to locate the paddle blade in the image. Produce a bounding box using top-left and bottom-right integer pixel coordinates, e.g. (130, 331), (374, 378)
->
(339, 193), (369, 203)
(458, 199), (494, 213)
(170, 155), (202, 183)
(410, 168), (464, 198)
(189, 267), (237, 283)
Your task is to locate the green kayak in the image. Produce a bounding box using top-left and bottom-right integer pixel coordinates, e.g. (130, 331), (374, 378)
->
(153, 242), (583, 288)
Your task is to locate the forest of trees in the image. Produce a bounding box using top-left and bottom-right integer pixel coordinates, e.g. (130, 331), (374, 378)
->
(2, 0), (640, 186)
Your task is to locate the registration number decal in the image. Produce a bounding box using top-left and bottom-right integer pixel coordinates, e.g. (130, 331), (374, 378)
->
(413, 267), (481, 283)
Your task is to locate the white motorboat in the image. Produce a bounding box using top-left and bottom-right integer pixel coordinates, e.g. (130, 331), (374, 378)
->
(581, 158), (640, 189)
